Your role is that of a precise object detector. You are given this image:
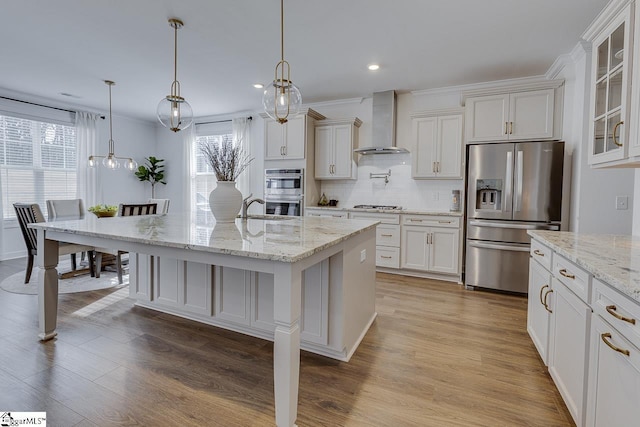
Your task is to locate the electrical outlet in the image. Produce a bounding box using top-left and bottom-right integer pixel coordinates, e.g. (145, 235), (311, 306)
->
(616, 196), (629, 210)
(360, 249), (366, 262)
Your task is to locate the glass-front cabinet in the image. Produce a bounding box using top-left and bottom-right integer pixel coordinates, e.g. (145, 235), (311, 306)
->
(588, 5), (632, 165)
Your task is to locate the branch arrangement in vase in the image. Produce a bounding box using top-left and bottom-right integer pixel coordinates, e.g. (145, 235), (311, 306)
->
(199, 138), (254, 181)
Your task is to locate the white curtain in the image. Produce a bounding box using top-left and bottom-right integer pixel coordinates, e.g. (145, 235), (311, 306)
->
(233, 117), (252, 197)
(75, 112), (99, 208)
(183, 125), (196, 221)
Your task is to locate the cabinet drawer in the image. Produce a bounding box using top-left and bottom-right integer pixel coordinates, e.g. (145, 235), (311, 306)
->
(377, 224), (400, 247)
(592, 279), (640, 350)
(553, 254), (591, 303)
(306, 209), (348, 218)
(402, 215), (460, 228)
(376, 246), (400, 269)
(349, 212), (400, 224)
(530, 239), (552, 272)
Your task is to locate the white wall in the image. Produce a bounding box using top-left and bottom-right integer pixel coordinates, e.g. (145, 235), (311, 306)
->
(555, 43), (635, 234)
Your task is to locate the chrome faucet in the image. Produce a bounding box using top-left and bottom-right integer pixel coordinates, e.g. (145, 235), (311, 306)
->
(242, 193), (265, 218)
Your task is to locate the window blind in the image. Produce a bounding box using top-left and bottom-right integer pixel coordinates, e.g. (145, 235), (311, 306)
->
(0, 115), (77, 220)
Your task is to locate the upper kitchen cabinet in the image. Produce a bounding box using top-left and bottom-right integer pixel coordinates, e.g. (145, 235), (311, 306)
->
(465, 89), (556, 142)
(585, 1), (639, 167)
(411, 109), (463, 179)
(262, 109), (325, 160)
(315, 118), (362, 180)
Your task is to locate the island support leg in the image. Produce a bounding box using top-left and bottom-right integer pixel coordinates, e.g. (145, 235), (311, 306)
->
(37, 231), (59, 341)
(273, 262), (302, 427)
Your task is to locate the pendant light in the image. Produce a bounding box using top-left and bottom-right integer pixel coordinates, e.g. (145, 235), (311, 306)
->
(262, 0), (302, 124)
(157, 18), (193, 132)
(88, 80), (137, 171)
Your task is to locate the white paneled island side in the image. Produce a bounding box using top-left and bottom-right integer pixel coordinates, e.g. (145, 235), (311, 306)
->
(30, 213), (378, 427)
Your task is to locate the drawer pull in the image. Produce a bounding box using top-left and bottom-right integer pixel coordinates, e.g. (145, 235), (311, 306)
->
(605, 305), (637, 325)
(543, 289), (553, 313)
(533, 249), (545, 257)
(539, 284), (549, 306)
(601, 333), (630, 356)
(380, 255), (393, 259)
(559, 268), (575, 279)
(438, 220), (452, 224)
(410, 219), (423, 222)
(381, 233), (393, 237)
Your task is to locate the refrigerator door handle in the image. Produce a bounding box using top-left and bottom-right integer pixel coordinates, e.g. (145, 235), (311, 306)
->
(515, 150), (523, 212)
(467, 240), (531, 252)
(468, 220), (560, 230)
(504, 151), (513, 213)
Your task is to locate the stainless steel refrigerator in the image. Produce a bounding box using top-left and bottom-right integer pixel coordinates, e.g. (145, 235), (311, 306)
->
(465, 141), (564, 293)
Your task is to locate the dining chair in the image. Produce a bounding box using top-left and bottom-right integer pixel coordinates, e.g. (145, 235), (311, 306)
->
(13, 203), (95, 283)
(46, 198), (86, 221)
(94, 202), (158, 284)
(147, 198), (170, 214)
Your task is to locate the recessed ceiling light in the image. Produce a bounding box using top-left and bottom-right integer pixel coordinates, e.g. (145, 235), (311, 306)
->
(253, 83), (264, 89)
(368, 64), (380, 71)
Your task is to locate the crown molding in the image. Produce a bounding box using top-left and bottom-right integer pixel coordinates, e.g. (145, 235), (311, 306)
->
(582, 0), (632, 41)
(304, 97), (365, 108)
(259, 108), (326, 121)
(410, 107), (464, 119)
(315, 117), (363, 127)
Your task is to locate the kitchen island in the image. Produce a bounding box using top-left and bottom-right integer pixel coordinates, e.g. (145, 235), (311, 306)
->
(30, 213), (378, 427)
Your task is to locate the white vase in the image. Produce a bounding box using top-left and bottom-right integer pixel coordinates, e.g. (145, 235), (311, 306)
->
(209, 181), (242, 223)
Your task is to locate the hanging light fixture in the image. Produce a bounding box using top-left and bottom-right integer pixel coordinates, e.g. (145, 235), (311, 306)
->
(262, 0), (302, 124)
(157, 18), (193, 132)
(88, 80), (138, 171)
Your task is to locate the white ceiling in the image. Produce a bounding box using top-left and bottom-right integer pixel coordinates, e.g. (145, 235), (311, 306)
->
(2, 0), (608, 122)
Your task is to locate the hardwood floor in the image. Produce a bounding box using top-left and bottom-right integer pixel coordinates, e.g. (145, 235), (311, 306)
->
(0, 260), (573, 427)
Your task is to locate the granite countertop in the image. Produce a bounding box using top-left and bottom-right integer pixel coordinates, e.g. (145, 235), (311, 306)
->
(29, 214), (378, 263)
(528, 231), (640, 303)
(308, 206), (463, 217)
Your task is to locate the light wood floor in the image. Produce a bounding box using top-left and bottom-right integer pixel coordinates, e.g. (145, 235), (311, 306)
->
(0, 260), (573, 426)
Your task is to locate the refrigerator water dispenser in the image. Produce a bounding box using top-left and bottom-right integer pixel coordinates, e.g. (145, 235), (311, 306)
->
(475, 179), (502, 211)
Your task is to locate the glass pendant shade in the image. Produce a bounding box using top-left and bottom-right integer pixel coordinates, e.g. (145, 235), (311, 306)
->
(262, 79), (302, 124)
(103, 154), (120, 170)
(157, 95), (193, 132)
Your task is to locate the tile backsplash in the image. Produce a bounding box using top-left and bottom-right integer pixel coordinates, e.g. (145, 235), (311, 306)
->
(319, 153), (464, 211)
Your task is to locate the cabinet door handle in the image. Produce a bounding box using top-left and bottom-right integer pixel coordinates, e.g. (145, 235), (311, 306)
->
(509, 121), (513, 135)
(559, 268), (575, 279)
(601, 333), (630, 356)
(429, 233), (433, 244)
(433, 162), (436, 173)
(605, 305), (637, 325)
(381, 233), (393, 237)
(613, 121), (624, 147)
(504, 122), (508, 135)
(437, 161), (440, 173)
(533, 249), (545, 257)
(539, 284), (549, 306)
(543, 288), (553, 313)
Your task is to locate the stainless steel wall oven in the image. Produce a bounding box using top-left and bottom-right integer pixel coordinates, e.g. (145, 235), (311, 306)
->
(264, 168), (304, 216)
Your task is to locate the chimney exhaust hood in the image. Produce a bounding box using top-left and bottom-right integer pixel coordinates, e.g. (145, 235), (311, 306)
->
(354, 90), (409, 155)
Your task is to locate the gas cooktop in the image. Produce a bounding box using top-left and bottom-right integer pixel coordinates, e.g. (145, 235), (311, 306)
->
(353, 205), (402, 210)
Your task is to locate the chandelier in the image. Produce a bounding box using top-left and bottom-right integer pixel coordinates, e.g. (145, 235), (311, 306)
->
(88, 80), (137, 170)
(262, 0), (302, 124)
(157, 18), (193, 132)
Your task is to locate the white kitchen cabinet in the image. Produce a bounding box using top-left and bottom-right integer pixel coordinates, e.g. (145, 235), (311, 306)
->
(411, 111), (463, 179)
(263, 109), (325, 160)
(548, 277), (591, 427)
(315, 118), (361, 179)
(586, 279), (640, 427)
(350, 212), (400, 269)
(585, 3), (633, 166)
(527, 255), (553, 366)
(305, 208), (348, 218)
(401, 215), (460, 275)
(465, 89), (555, 142)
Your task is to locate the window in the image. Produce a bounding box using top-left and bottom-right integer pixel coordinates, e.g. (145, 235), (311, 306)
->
(0, 115), (77, 220)
(193, 128), (233, 226)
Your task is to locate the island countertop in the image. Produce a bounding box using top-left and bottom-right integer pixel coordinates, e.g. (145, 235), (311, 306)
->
(528, 231), (640, 303)
(29, 213), (379, 263)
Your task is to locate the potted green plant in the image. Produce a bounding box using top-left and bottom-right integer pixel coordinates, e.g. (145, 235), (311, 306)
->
(135, 156), (166, 198)
(199, 139), (253, 222)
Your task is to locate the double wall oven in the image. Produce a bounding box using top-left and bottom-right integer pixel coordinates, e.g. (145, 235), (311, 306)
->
(264, 168), (304, 216)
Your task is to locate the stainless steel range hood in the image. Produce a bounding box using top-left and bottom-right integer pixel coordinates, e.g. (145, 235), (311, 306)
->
(354, 90), (409, 155)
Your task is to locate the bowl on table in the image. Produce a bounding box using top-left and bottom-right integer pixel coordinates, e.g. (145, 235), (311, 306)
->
(88, 205), (118, 218)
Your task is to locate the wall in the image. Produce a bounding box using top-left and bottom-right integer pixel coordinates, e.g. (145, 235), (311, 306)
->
(554, 43), (635, 234)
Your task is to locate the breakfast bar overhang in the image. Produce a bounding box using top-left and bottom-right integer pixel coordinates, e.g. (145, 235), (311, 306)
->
(29, 214), (378, 427)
